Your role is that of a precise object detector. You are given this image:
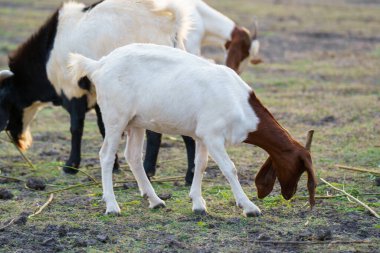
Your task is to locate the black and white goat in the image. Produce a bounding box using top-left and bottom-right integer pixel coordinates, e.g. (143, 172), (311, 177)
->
(0, 0), (191, 173)
(144, 0), (261, 184)
(68, 44), (317, 216)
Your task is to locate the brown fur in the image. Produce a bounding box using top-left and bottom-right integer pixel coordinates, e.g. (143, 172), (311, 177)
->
(224, 27), (252, 73)
(244, 92), (317, 207)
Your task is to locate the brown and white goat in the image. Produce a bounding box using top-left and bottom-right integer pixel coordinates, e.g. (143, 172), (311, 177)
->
(68, 44), (317, 216)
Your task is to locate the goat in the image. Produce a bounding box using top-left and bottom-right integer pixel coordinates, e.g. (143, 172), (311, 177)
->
(68, 43), (317, 216)
(144, 0), (261, 185)
(0, 0), (191, 174)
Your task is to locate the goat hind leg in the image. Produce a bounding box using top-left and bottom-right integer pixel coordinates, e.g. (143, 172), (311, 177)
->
(95, 104), (120, 172)
(100, 130), (123, 215)
(125, 128), (165, 209)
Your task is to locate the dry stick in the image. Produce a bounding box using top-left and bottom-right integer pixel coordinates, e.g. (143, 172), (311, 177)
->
(0, 137), (12, 143)
(29, 194), (54, 218)
(60, 165), (99, 184)
(0, 218), (17, 232)
(0, 175), (26, 182)
(5, 131), (36, 171)
(45, 182), (98, 195)
(320, 178), (380, 218)
(45, 175), (194, 195)
(335, 164), (380, 176)
(254, 240), (370, 245)
(296, 193), (380, 200)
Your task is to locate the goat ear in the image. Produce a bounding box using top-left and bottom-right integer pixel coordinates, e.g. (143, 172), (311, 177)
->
(303, 154), (317, 207)
(0, 70), (14, 84)
(255, 157), (277, 199)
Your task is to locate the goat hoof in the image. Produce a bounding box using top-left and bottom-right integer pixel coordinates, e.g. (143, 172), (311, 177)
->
(105, 211), (121, 216)
(153, 203), (166, 209)
(244, 210), (262, 217)
(193, 209), (208, 216)
(62, 162), (79, 174)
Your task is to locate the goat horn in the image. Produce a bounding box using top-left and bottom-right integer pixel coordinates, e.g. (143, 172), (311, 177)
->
(251, 19), (258, 40)
(305, 129), (314, 151)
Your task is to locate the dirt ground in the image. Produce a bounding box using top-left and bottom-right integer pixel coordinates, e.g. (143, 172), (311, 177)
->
(0, 0), (379, 252)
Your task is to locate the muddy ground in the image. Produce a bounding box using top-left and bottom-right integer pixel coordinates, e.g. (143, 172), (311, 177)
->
(0, 0), (379, 252)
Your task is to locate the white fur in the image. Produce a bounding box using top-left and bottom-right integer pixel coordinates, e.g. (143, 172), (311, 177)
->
(68, 44), (262, 216)
(186, 0), (259, 65)
(46, 0), (192, 106)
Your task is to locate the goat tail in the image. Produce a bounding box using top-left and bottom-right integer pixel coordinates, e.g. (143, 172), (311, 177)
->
(152, 0), (196, 50)
(67, 53), (100, 87)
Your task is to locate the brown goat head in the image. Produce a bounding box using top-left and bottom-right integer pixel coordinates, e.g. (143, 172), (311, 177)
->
(225, 26), (260, 73)
(255, 148), (316, 207)
(246, 92), (317, 207)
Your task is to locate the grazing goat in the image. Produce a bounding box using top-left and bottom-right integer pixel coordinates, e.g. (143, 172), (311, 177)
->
(68, 44), (317, 216)
(144, 0), (261, 184)
(0, 0), (191, 174)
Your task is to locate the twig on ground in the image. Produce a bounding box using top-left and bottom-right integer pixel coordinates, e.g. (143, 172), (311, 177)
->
(29, 194), (54, 218)
(6, 132), (36, 170)
(158, 158), (186, 164)
(60, 165), (99, 184)
(295, 193), (380, 200)
(254, 240), (371, 245)
(0, 175), (26, 182)
(6, 131), (36, 171)
(320, 178), (380, 218)
(0, 218), (17, 232)
(45, 175), (199, 195)
(45, 182), (99, 195)
(0, 137), (12, 143)
(335, 164), (380, 176)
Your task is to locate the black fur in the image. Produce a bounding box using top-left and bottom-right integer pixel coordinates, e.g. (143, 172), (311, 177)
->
(78, 76), (92, 91)
(144, 130), (196, 185)
(3, 9), (61, 145)
(0, 5), (119, 173)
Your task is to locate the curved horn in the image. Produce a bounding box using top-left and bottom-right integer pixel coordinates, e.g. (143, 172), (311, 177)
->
(305, 129), (314, 151)
(0, 70), (14, 84)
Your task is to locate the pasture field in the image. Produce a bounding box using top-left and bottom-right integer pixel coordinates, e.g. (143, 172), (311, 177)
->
(0, 0), (379, 252)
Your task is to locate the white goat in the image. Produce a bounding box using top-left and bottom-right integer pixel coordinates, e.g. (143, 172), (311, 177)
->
(68, 44), (317, 217)
(186, 0), (260, 73)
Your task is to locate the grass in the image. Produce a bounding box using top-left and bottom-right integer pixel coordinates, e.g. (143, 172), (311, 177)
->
(0, 0), (379, 252)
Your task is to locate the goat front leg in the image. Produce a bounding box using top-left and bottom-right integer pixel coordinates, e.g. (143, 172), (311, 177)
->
(100, 128), (123, 214)
(182, 135), (195, 185)
(189, 140), (208, 214)
(126, 128), (165, 209)
(95, 104), (119, 172)
(205, 138), (261, 217)
(63, 96), (87, 174)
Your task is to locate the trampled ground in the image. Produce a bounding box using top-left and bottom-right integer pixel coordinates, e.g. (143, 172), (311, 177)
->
(0, 0), (379, 252)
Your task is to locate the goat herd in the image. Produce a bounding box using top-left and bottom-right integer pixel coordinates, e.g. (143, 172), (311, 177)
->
(0, 0), (317, 217)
